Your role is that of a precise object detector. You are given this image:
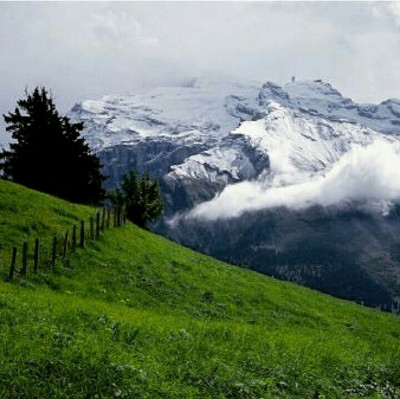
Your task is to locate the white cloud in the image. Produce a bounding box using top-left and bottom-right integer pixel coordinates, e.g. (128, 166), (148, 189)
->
(384, 1), (400, 27)
(90, 11), (159, 50)
(187, 140), (400, 221)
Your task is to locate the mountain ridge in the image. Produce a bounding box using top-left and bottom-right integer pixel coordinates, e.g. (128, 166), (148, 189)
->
(69, 77), (400, 308)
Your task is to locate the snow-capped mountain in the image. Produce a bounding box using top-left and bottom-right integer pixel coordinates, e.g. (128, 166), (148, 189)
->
(169, 80), (400, 215)
(69, 78), (400, 310)
(69, 78), (261, 194)
(70, 78), (400, 209)
(69, 78), (260, 151)
(259, 80), (400, 135)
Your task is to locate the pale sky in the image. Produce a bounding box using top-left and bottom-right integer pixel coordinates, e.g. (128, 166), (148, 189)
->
(2, 1), (400, 143)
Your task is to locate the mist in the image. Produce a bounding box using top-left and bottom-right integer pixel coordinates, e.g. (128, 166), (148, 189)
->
(187, 140), (400, 221)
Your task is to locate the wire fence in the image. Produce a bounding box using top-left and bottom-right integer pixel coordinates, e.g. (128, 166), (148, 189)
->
(2, 206), (127, 282)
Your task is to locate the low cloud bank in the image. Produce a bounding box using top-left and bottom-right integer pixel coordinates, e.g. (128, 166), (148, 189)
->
(187, 140), (400, 221)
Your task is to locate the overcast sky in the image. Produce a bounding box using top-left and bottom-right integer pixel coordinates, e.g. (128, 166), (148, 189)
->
(2, 1), (400, 142)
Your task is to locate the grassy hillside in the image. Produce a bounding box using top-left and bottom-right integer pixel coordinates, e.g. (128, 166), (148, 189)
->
(0, 179), (399, 399)
(0, 180), (94, 260)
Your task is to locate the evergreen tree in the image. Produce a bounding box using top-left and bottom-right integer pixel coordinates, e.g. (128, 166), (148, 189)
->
(109, 171), (163, 228)
(0, 87), (105, 204)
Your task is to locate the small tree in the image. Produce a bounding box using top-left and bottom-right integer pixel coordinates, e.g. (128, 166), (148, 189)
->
(0, 87), (105, 204)
(109, 171), (163, 228)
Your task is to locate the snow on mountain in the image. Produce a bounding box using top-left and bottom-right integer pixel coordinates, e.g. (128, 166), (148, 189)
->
(168, 79), (400, 216)
(69, 78), (261, 152)
(172, 99), (384, 188)
(231, 101), (391, 186)
(69, 77), (400, 215)
(259, 80), (400, 135)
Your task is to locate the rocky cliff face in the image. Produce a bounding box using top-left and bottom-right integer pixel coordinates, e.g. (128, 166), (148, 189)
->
(69, 78), (400, 310)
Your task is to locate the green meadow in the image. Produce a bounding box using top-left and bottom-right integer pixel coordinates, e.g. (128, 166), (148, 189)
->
(0, 179), (399, 398)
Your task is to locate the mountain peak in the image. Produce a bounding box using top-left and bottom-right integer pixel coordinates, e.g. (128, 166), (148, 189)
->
(69, 77), (400, 156)
(259, 79), (349, 109)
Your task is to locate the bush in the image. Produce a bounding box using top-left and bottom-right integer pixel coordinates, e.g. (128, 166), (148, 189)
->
(109, 171), (163, 228)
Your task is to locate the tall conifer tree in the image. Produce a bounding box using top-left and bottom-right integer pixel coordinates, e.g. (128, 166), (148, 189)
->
(0, 87), (105, 204)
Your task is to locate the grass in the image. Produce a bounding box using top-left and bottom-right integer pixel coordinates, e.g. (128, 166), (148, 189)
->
(0, 179), (400, 398)
(0, 180), (94, 265)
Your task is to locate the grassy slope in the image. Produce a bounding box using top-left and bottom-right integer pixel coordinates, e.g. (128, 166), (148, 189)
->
(0, 179), (400, 399)
(0, 180), (94, 260)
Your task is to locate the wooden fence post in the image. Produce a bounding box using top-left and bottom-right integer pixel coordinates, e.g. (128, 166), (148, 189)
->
(8, 247), (17, 281)
(72, 225), (77, 252)
(107, 209), (111, 229)
(63, 230), (69, 258)
(90, 217), (94, 240)
(102, 208), (106, 232)
(96, 212), (100, 240)
(80, 220), (85, 248)
(34, 238), (39, 273)
(51, 236), (57, 267)
(21, 241), (28, 276)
